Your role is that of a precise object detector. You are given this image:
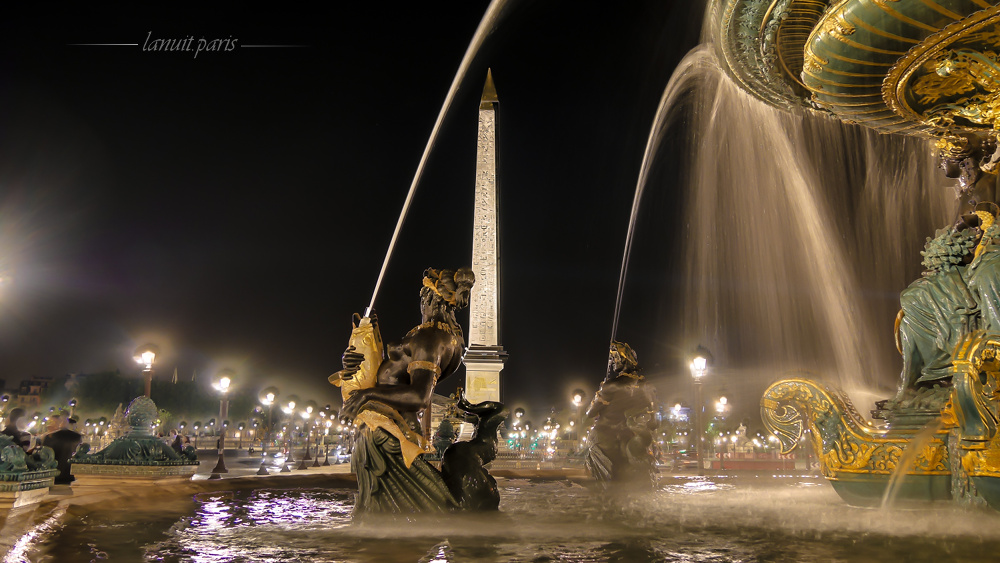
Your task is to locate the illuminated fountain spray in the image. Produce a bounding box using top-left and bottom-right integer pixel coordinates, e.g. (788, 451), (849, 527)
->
(611, 45), (953, 400)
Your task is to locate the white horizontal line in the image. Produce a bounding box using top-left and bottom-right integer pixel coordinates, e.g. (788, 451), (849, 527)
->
(240, 44), (307, 48)
(67, 43), (139, 46)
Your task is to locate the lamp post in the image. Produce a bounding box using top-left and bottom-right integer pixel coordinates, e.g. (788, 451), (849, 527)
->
(257, 387), (279, 475)
(209, 370), (233, 479)
(237, 422), (246, 449)
(279, 424), (291, 473)
(690, 355), (708, 476)
(301, 402), (316, 462)
(297, 404), (314, 470)
(134, 344), (158, 399)
(323, 419), (332, 466)
(571, 389), (585, 447)
(312, 415), (323, 468)
(282, 396), (299, 464)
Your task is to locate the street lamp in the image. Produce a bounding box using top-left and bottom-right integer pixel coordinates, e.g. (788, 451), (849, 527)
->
(323, 419), (333, 466)
(690, 353), (708, 476)
(571, 389), (585, 442)
(257, 387), (279, 475)
(209, 369), (233, 479)
(281, 395), (299, 468)
(134, 344), (159, 399)
(297, 402), (315, 469)
(514, 407), (525, 439)
(311, 415), (323, 468)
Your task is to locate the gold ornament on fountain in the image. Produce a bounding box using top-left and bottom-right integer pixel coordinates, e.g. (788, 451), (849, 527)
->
(975, 201), (1000, 259)
(329, 313), (383, 401)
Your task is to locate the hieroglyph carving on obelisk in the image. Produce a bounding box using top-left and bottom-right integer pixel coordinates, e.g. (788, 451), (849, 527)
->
(465, 69), (507, 404)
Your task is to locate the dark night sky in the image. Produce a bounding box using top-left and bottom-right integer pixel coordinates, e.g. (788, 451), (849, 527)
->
(0, 2), (706, 418)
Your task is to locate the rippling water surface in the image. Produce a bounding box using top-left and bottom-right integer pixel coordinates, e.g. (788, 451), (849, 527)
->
(17, 475), (1000, 562)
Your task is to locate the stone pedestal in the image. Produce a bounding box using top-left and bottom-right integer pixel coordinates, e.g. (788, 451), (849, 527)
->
(70, 463), (198, 486)
(464, 346), (507, 404)
(0, 469), (60, 509)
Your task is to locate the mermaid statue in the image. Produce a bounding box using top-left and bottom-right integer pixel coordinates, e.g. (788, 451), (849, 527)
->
(584, 341), (658, 488)
(334, 267), (507, 514)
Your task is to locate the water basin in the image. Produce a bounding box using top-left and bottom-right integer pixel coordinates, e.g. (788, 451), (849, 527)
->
(10, 474), (1000, 562)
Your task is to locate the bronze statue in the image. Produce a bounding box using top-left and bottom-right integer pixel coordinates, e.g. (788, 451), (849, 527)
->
(584, 341), (657, 487)
(440, 395), (508, 510)
(890, 205), (1000, 407)
(892, 226), (978, 402)
(336, 267), (507, 514)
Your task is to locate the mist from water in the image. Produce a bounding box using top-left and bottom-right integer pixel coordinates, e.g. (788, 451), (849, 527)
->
(613, 42), (955, 404)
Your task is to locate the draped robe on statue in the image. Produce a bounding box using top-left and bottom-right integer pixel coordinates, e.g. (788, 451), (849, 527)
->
(898, 269), (977, 389)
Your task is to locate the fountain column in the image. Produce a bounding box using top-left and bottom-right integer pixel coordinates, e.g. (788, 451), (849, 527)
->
(465, 69), (507, 404)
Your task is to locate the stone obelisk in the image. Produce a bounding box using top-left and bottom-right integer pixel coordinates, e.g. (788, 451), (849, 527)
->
(464, 69), (507, 404)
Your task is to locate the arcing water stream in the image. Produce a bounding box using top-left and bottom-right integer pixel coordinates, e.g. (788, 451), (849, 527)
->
(364, 0), (508, 318)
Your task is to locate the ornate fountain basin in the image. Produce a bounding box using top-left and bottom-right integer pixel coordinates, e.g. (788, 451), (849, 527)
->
(713, 0), (1000, 137)
(761, 378), (953, 507)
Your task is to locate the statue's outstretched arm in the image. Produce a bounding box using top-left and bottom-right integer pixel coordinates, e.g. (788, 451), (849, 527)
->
(586, 386), (607, 419)
(342, 345), (442, 418)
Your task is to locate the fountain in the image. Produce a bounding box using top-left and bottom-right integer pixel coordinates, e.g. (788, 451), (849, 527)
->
(69, 396), (199, 483)
(15, 0), (1000, 560)
(705, 0), (1000, 509)
(0, 437), (58, 510)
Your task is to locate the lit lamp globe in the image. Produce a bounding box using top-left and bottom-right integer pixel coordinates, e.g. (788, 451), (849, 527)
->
(689, 351), (710, 477)
(259, 387), (279, 407)
(691, 356), (707, 379)
(133, 344), (159, 398)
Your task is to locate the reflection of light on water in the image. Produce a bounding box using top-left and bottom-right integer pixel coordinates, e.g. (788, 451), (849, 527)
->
(2, 506), (66, 563)
(19, 477), (1000, 562)
(418, 540), (455, 563)
(661, 477), (736, 495)
(146, 489), (355, 562)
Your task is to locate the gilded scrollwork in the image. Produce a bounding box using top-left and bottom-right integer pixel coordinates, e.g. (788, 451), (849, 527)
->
(824, 8), (856, 39)
(761, 378), (951, 477)
(802, 46), (828, 75)
(912, 50), (1000, 130)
